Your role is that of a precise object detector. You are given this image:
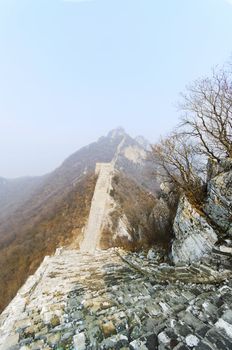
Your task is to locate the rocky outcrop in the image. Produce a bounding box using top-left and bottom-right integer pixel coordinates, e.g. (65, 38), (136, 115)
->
(172, 158), (232, 264)
(172, 196), (218, 263)
(204, 158), (232, 236)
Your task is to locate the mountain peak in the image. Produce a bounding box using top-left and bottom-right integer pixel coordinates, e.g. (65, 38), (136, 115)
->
(107, 127), (127, 139)
(135, 135), (150, 150)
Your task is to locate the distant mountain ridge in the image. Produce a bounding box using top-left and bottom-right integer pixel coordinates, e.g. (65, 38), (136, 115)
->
(0, 176), (44, 221)
(0, 128), (158, 312)
(0, 128), (155, 221)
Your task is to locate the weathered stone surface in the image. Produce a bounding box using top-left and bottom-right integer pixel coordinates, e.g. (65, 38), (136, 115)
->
(0, 247), (231, 350)
(172, 196), (218, 263)
(73, 332), (86, 350)
(2, 334), (19, 348)
(185, 334), (200, 347)
(215, 318), (232, 339)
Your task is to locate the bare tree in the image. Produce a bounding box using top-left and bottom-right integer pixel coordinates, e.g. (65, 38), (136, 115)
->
(152, 133), (205, 203)
(179, 68), (232, 161)
(152, 64), (232, 205)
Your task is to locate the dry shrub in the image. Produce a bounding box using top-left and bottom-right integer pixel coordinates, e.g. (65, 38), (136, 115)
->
(100, 173), (158, 251)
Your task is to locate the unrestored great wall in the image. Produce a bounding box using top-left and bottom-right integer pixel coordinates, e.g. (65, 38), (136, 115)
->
(80, 163), (114, 253)
(0, 161), (232, 349)
(0, 246), (232, 350)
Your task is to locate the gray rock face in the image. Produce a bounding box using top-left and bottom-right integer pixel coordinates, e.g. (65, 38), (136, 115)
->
(172, 196), (218, 264)
(172, 158), (232, 264)
(205, 158), (232, 235)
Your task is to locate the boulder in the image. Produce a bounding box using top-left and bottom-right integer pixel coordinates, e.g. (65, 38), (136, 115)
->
(172, 196), (218, 264)
(73, 332), (86, 350)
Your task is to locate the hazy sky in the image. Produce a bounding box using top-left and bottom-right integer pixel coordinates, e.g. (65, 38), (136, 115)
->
(0, 0), (232, 178)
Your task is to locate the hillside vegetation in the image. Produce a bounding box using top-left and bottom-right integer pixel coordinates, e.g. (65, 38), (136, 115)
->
(0, 174), (96, 313)
(100, 173), (161, 250)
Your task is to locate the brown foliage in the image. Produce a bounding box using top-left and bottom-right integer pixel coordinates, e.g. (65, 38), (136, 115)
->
(0, 174), (96, 313)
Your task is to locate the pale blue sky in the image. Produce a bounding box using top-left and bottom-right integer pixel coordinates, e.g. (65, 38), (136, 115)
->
(0, 0), (232, 178)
